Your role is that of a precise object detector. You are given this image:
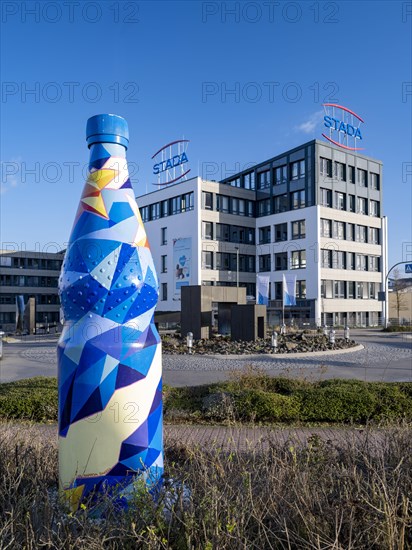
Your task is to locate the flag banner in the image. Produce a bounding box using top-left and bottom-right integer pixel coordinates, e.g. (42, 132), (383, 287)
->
(15, 295), (25, 331)
(173, 237), (192, 299)
(283, 273), (297, 306)
(257, 274), (270, 305)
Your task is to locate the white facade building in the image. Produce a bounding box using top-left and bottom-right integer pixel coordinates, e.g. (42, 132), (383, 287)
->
(137, 139), (387, 327)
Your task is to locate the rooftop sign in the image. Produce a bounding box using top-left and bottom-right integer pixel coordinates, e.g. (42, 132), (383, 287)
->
(322, 103), (364, 151)
(152, 139), (190, 186)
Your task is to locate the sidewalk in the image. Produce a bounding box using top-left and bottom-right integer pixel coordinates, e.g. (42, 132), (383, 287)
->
(1, 423), (384, 451)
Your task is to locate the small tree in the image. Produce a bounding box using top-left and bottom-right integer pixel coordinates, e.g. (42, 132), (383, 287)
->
(392, 268), (408, 321)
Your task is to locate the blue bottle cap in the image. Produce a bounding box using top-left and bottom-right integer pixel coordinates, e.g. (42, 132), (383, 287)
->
(86, 114), (129, 149)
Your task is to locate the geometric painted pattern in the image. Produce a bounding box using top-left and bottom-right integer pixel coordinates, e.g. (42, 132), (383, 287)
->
(58, 140), (163, 511)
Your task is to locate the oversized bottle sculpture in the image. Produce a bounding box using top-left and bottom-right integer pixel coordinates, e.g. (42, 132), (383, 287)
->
(58, 114), (163, 511)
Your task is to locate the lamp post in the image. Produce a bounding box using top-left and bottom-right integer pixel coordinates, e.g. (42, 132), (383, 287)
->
(271, 331), (278, 353)
(329, 327), (336, 346)
(323, 325), (328, 336)
(186, 332), (193, 354)
(280, 323), (286, 335)
(235, 246), (239, 297)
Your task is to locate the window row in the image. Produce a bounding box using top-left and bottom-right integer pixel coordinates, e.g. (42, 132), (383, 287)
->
(321, 280), (380, 300)
(320, 219), (380, 243)
(257, 189), (307, 217)
(202, 192), (255, 217)
(319, 188), (380, 216)
(202, 222), (255, 244)
(272, 280), (307, 300)
(321, 250), (380, 271)
(0, 275), (59, 287)
(141, 192), (194, 222)
(0, 294), (60, 305)
(0, 257), (62, 270)
(259, 219), (306, 244)
(224, 159), (306, 190)
(202, 252), (256, 272)
(319, 158), (380, 190)
(259, 250), (307, 272)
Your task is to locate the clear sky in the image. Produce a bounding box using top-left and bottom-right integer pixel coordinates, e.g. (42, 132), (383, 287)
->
(1, 0), (411, 269)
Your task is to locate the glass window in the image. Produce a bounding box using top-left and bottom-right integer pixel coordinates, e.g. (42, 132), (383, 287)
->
(202, 192), (213, 210)
(334, 162), (346, 181)
(161, 255), (167, 273)
(346, 223), (355, 241)
(259, 226), (271, 244)
(275, 165), (287, 185)
(259, 254), (271, 272)
(321, 249), (332, 268)
(141, 206), (150, 222)
(369, 227), (379, 244)
(320, 188), (332, 207)
(244, 172), (255, 190)
(348, 194), (355, 212)
(356, 282), (364, 299)
(356, 254), (367, 271)
(161, 200), (169, 217)
(291, 250), (306, 269)
(357, 169), (367, 187)
(292, 219), (306, 239)
(161, 283), (168, 301)
(216, 195), (229, 213)
(348, 166), (355, 183)
(202, 251), (213, 269)
(275, 222), (288, 242)
(274, 194), (288, 213)
(257, 170), (271, 189)
(334, 280), (346, 298)
(370, 173), (380, 190)
(291, 190), (305, 210)
(347, 281), (355, 299)
(258, 199), (271, 217)
(291, 160), (305, 180)
(161, 227), (167, 245)
(369, 282), (377, 299)
(171, 196), (180, 214)
(274, 252), (288, 271)
(333, 221), (345, 240)
(320, 157), (332, 177)
(150, 202), (160, 220)
(369, 256), (380, 272)
(356, 225), (367, 243)
(335, 192), (346, 210)
(320, 218), (332, 238)
(321, 279), (333, 299)
(357, 197), (367, 215)
(296, 280), (306, 299)
(370, 200), (380, 217)
(202, 222), (213, 240)
(347, 252), (355, 270)
(332, 251), (346, 269)
(181, 192), (194, 211)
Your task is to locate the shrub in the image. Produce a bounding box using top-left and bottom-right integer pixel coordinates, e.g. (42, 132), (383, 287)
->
(233, 390), (300, 422)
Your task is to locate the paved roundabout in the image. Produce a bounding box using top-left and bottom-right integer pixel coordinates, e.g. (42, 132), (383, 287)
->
(2, 330), (411, 384)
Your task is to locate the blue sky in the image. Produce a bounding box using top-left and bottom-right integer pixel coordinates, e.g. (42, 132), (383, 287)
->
(1, 0), (411, 268)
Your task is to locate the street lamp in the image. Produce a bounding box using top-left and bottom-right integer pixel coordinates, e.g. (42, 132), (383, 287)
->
(45, 315), (49, 334)
(186, 332), (193, 354)
(280, 323), (286, 335)
(271, 331), (278, 353)
(235, 246), (239, 289)
(329, 327), (336, 346)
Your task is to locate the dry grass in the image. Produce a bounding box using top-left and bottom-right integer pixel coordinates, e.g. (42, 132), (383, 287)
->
(0, 423), (411, 549)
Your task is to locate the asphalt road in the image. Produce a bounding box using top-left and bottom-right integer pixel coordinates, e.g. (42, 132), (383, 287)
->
(0, 329), (411, 385)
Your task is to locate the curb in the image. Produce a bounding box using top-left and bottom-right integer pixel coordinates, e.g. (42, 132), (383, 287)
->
(202, 344), (364, 360)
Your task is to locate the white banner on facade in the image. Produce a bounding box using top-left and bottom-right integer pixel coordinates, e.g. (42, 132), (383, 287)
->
(257, 274), (270, 305)
(283, 273), (297, 306)
(173, 237), (191, 299)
